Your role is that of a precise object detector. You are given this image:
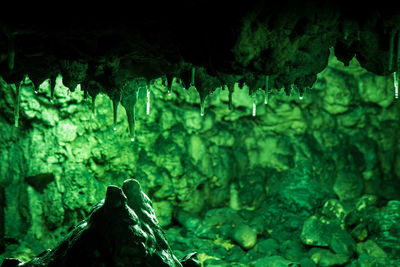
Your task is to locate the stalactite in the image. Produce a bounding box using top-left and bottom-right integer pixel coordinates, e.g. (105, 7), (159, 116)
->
(200, 95), (208, 117)
(264, 75), (269, 104)
(83, 85), (88, 100)
(395, 72), (399, 99)
(165, 74), (173, 96)
(14, 81), (22, 127)
(397, 30), (400, 72)
(109, 89), (121, 130)
(191, 67), (196, 87)
(389, 29), (396, 72)
(252, 92), (256, 117)
(7, 33), (15, 71)
(91, 94), (97, 119)
(395, 32), (400, 99)
(228, 86), (233, 110)
(125, 105), (136, 141)
(146, 85), (150, 115)
(238, 79), (245, 89)
(121, 79), (141, 141)
(299, 86), (304, 100)
(284, 84), (291, 96)
(50, 77), (56, 102)
(200, 102), (205, 117)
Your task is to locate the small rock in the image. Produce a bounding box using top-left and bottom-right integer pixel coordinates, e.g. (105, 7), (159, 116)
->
(310, 248), (349, 267)
(300, 215), (355, 256)
(351, 223), (368, 242)
(322, 199), (346, 222)
(357, 240), (387, 258)
(232, 224), (257, 250)
(355, 195), (377, 211)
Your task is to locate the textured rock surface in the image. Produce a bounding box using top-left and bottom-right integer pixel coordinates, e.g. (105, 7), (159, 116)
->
(1, 179), (197, 267)
(1, 51), (400, 266)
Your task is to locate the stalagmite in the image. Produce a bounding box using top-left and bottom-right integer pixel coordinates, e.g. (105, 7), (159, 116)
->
(146, 86), (150, 115)
(14, 81), (22, 127)
(389, 29), (396, 71)
(264, 75), (269, 104)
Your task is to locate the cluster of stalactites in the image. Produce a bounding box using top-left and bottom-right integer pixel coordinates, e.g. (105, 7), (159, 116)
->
(11, 70), (309, 136)
(13, 74), (57, 128)
(11, 60), (314, 140)
(389, 28), (400, 99)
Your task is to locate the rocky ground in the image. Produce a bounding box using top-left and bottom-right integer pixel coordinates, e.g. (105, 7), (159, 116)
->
(0, 51), (400, 266)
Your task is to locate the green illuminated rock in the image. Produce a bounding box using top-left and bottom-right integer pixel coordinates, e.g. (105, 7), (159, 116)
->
(301, 215), (355, 257)
(309, 248), (349, 267)
(232, 224), (257, 250)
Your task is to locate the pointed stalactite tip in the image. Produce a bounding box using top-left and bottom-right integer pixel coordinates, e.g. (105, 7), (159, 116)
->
(146, 88), (150, 115)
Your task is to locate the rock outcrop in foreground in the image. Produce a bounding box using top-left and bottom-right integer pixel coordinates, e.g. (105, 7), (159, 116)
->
(1, 179), (199, 267)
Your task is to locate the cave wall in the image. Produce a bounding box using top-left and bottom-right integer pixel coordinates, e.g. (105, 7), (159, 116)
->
(0, 51), (400, 265)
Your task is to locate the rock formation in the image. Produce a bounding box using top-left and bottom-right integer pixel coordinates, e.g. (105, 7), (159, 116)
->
(1, 179), (199, 267)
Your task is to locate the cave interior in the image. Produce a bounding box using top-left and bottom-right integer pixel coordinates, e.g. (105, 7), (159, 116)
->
(1, 1), (400, 266)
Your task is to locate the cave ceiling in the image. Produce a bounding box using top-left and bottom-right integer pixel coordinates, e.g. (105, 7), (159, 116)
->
(0, 1), (399, 106)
